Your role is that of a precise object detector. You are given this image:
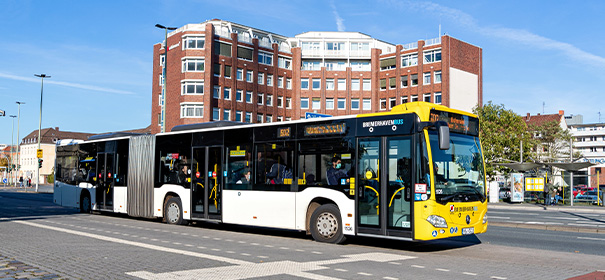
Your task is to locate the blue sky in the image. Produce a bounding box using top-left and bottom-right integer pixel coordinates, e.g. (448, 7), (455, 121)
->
(1, 0), (604, 145)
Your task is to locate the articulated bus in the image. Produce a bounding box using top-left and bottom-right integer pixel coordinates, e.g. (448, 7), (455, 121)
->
(54, 102), (487, 243)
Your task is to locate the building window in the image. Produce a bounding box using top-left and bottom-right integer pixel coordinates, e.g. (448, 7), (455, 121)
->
(257, 113), (263, 123)
(401, 96), (408, 104)
(423, 93), (431, 102)
(362, 99), (371, 110)
(266, 115), (272, 123)
(214, 63), (221, 76)
(257, 93), (264, 105)
(326, 98), (334, 110)
(258, 52), (273, 65)
(312, 97), (321, 109)
(338, 79), (346, 90)
(224, 65), (231, 78)
(224, 87), (231, 100)
(237, 46), (253, 61)
(423, 72), (431, 85)
(351, 98), (360, 110)
(424, 49), (442, 63)
(214, 41), (232, 57)
(246, 70), (253, 83)
(434, 92), (442, 104)
(246, 91), (252, 103)
(213, 108), (220, 120)
(278, 57), (292, 69)
(245, 112), (252, 123)
(312, 78), (321, 90)
(434, 71), (442, 83)
(184, 36), (205, 49)
(181, 103), (204, 118)
(213, 86), (221, 99)
(286, 98), (292, 109)
(401, 53), (418, 67)
(258, 73), (264, 85)
(286, 78), (292, 89)
(267, 94), (273, 106)
(181, 81), (204, 95)
(380, 99), (387, 110)
(411, 95), (418, 102)
(337, 98), (346, 110)
(389, 98), (396, 109)
(362, 79), (371, 91)
(277, 116), (283, 122)
(301, 98), (309, 109)
(278, 76), (284, 88)
(325, 60), (346, 71)
(389, 77), (396, 89)
(267, 74), (273, 86)
(236, 90), (243, 102)
(223, 109), (231, 121)
(380, 57), (396, 70)
(277, 96), (283, 108)
(302, 61), (321, 70)
(301, 78), (309, 89)
(235, 110), (242, 122)
(182, 59), (204, 72)
(351, 61), (370, 71)
(411, 74), (418, 86)
(160, 54), (165, 66)
(380, 79), (386, 90)
(237, 68), (243, 80)
(352, 79), (360, 91)
(401, 75), (408, 88)
(326, 79), (334, 90)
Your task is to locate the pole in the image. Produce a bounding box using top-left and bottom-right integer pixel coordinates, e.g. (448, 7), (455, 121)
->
(35, 74), (50, 192)
(15, 102), (24, 188)
(520, 140), (523, 163)
(9, 115), (16, 185)
(570, 138), (573, 206)
(598, 170), (601, 206)
(570, 171), (574, 207)
(155, 24), (177, 133)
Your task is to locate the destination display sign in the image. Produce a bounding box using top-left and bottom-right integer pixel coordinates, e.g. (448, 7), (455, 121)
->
(304, 123), (346, 136)
(429, 110), (479, 136)
(278, 127), (291, 138)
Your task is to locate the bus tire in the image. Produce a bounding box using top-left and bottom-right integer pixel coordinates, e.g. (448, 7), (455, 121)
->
(165, 197), (184, 225)
(310, 204), (346, 244)
(80, 193), (91, 213)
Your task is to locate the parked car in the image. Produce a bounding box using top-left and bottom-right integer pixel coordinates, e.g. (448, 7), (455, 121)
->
(575, 191), (603, 205)
(499, 187), (511, 202)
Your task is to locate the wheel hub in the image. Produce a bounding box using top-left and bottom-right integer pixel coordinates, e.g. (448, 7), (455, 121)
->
(316, 212), (338, 238)
(167, 203), (180, 223)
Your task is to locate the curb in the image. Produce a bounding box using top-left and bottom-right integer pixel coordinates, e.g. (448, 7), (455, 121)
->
(489, 222), (605, 234)
(488, 204), (605, 214)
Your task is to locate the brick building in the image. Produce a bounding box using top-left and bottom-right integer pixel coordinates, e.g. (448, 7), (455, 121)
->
(151, 19), (483, 134)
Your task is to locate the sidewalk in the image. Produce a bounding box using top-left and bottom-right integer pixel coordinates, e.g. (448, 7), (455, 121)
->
(488, 201), (605, 214)
(0, 184), (54, 193)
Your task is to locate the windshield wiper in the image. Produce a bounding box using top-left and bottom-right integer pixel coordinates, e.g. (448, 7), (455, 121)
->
(458, 185), (485, 200)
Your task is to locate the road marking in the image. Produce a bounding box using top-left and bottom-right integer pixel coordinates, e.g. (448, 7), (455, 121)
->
(388, 262), (401, 265)
(578, 236), (605, 241)
(258, 256), (268, 259)
(488, 216), (511, 219)
(358, 272), (372, 276)
(241, 253), (251, 256)
(411, 265), (425, 268)
(280, 247), (290, 250)
(463, 272), (477, 276)
(436, 268), (450, 272)
(264, 245), (274, 248)
(334, 269), (348, 272)
(251, 243), (260, 246)
(491, 276), (507, 279)
(383, 277), (398, 280)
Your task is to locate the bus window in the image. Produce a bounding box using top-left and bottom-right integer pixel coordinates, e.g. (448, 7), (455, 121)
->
(387, 136), (412, 229)
(156, 134), (192, 186)
(298, 139), (354, 192)
(225, 144), (252, 190)
(358, 139), (380, 227)
(255, 142), (294, 190)
(78, 143), (97, 184)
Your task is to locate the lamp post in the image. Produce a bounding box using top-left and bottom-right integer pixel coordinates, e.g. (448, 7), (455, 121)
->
(15, 101), (24, 188)
(9, 115), (16, 185)
(34, 74), (50, 192)
(155, 24), (177, 133)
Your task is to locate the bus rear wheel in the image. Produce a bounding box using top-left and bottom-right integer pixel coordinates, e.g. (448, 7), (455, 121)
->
(310, 204), (346, 244)
(80, 193), (91, 213)
(165, 197), (184, 225)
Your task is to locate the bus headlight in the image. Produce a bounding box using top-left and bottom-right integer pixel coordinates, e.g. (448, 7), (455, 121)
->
(427, 215), (448, 228)
(483, 214), (488, 224)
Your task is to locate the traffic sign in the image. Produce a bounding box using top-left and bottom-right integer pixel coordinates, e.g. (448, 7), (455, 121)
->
(2, 178), (7, 184)
(305, 112), (332, 119)
(37, 149), (43, 159)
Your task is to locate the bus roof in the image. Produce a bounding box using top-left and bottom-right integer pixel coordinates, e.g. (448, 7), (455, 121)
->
(357, 101), (478, 122)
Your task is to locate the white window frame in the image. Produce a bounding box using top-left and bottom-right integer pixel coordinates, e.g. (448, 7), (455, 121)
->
(389, 97), (396, 109)
(363, 99), (371, 110)
(278, 56), (292, 69)
(326, 79), (335, 90)
(286, 97), (292, 109)
(278, 76), (284, 88)
(434, 92), (442, 104)
(301, 78), (309, 89)
(223, 87), (231, 100)
(257, 113), (263, 123)
(423, 48), (442, 64)
(258, 73), (264, 85)
(277, 96), (283, 108)
(213, 86), (221, 99)
(423, 93), (431, 102)
(401, 53), (418, 67)
(246, 91), (253, 104)
(181, 80), (204, 95)
(267, 74), (274, 86)
(180, 102), (204, 118)
(258, 52), (273, 65)
(212, 107), (220, 121)
(257, 93), (264, 105)
(337, 98), (346, 110)
(434, 71), (442, 83)
(351, 98), (360, 110)
(300, 97), (309, 109)
(223, 109), (231, 121)
(351, 79), (360, 91)
(182, 58), (205, 73)
(362, 79), (371, 91)
(183, 36), (205, 50)
(312, 97), (321, 110)
(236, 89), (243, 102)
(237, 68), (243, 81)
(326, 98), (334, 110)
(286, 78), (292, 89)
(401, 96), (408, 104)
(423, 72), (431, 85)
(401, 76), (408, 88)
(245, 112), (252, 123)
(411, 95), (418, 102)
(338, 79), (346, 91)
(312, 78), (321, 90)
(246, 70), (253, 83)
(380, 98), (387, 111)
(235, 110), (243, 122)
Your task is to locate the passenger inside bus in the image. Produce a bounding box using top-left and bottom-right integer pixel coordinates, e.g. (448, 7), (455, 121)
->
(266, 155), (291, 184)
(178, 164), (189, 186)
(326, 156), (349, 185)
(236, 169), (251, 184)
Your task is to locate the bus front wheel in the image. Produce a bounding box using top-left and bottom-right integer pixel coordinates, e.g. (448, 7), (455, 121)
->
(80, 193), (91, 213)
(165, 197), (184, 225)
(310, 204), (346, 244)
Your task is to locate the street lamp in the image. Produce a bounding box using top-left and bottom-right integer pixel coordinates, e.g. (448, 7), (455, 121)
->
(15, 101), (24, 188)
(34, 74), (50, 192)
(155, 24), (177, 133)
(9, 115), (16, 185)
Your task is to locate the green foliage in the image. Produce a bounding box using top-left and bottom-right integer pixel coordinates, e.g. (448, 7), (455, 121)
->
(528, 120), (572, 162)
(473, 102), (536, 178)
(46, 167), (55, 184)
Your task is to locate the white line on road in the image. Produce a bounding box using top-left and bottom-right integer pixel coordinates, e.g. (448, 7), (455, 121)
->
(577, 236), (605, 241)
(436, 268), (450, 272)
(411, 265), (425, 268)
(463, 272), (478, 276)
(358, 272), (372, 276)
(491, 276), (507, 279)
(383, 277), (398, 280)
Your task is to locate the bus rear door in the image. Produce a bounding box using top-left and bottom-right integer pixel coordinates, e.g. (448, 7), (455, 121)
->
(191, 146), (223, 221)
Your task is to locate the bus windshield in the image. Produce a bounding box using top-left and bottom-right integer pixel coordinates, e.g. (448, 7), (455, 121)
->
(428, 131), (486, 204)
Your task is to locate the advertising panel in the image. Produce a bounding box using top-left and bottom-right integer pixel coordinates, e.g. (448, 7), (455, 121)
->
(525, 177), (545, 192)
(511, 173), (525, 202)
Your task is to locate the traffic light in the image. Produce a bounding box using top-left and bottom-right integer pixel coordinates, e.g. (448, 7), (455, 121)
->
(38, 159), (43, 168)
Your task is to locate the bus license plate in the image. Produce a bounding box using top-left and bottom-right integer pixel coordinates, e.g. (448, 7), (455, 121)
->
(462, 227), (474, 235)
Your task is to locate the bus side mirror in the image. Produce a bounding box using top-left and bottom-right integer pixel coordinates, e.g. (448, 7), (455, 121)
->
(437, 123), (450, 150)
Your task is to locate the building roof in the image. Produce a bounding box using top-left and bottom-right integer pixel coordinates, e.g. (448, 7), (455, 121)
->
(20, 127), (95, 145)
(523, 111), (564, 127)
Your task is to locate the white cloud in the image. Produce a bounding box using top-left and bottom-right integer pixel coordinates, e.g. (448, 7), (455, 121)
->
(0, 73), (136, 95)
(330, 1), (346, 32)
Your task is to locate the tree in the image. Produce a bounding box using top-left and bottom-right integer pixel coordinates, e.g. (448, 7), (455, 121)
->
(473, 102), (536, 179)
(527, 120), (572, 162)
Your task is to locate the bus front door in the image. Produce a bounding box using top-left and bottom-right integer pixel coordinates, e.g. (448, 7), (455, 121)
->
(96, 152), (115, 211)
(191, 146), (223, 221)
(357, 136), (412, 238)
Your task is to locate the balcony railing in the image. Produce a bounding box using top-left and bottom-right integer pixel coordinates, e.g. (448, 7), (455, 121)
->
(424, 37), (441, 46)
(238, 33), (252, 44)
(401, 42), (418, 50)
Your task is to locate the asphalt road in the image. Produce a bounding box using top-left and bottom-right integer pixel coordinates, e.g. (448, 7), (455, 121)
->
(2, 190), (605, 280)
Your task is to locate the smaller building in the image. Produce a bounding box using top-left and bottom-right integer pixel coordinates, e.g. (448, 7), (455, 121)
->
(19, 127), (94, 184)
(567, 122), (605, 188)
